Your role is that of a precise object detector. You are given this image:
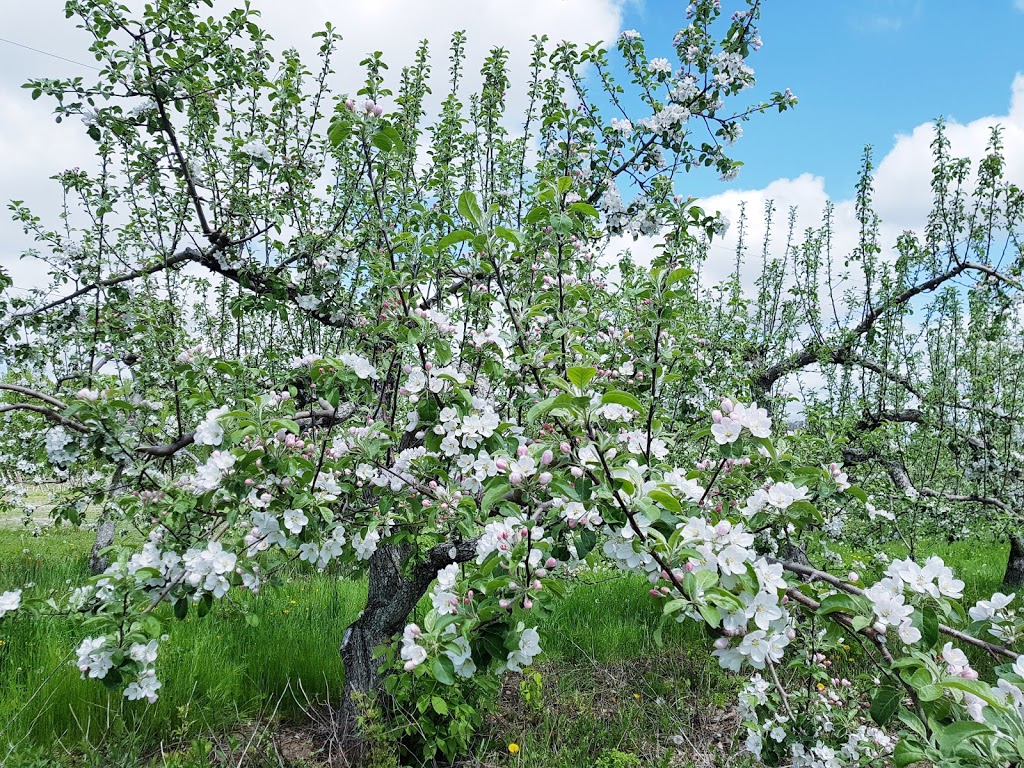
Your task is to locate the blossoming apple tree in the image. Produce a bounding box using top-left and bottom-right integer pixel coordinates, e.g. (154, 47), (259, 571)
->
(4, 0), (1024, 765)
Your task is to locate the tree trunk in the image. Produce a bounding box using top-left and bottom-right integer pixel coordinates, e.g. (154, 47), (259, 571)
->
(1003, 534), (1024, 587)
(89, 515), (117, 574)
(88, 466), (124, 574)
(337, 537), (479, 755)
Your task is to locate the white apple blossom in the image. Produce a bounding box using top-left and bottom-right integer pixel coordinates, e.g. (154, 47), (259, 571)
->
(0, 589), (21, 618)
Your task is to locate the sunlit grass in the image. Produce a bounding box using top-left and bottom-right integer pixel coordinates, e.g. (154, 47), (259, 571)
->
(0, 526), (1013, 766)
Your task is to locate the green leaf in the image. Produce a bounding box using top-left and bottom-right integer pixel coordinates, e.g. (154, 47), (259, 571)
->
(697, 603), (721, 628)
(846, 485), (868, 504)
(568, 201), (599, 219)
(648, 489), (682, 514)
(817, 593), (862, 617)
(917, 684), (943, 702)
(481, 479), (510, 515)
(196, 592), (214, 618)
(575, 529), (598, 559)
(270, 418), (301, 435)
(494, 226), (523, 246)
(370, 131), (393, 152)
(526, 394), (559, 424)
(919, 605), (939, 648)
(940, 678), (1002, 707)
(665, 266), (693, 287)
(601, 390), (644, 414)
(173, 598), (188, 620)
(567, 366), (597, 389)
(893, 740), (930, 768)
(431, 655), (456, 685)
(869, 685), (902, 725)
(937, 721), (995, 753)
(431, 695), (449, 715)
(437, 229), (474, 249)
(457, 190), (483, 227)
(327, 119), (352, 146)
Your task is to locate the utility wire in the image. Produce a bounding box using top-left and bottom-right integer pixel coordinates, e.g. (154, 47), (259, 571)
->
(0, 36), (101, 71)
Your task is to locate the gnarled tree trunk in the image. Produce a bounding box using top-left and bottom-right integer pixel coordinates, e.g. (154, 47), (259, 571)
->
(338, 537), (478, 755)
(1003, 533), (1024, 587)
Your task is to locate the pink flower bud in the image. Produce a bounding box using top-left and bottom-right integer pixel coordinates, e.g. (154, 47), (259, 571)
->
(720, 397), (734, 414)
(531, 579), (542, 590)
(712, 410), (723, 423)
(496, 459), (509, 472)
(344, 98), (355, 110)
(523, 599), (533, 609)
(545, 557), (557, 569)
(363, 99), (376, 113)
(559, 442), (571, 453)
(714, 636), (731, 650)
(541, 450), (554, 465)
(245, 478), (254, 486)
(517, 444), (529, 458)
(538, 472), (552, 485)
(649, 589), (661, 597)
(372, 104), (383, 117)
(509, 471), (524, 485)
(499, 599), (510, 609)
(570, 466), (584, 478)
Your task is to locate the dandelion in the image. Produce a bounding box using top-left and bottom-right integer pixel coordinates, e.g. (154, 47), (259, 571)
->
(507, 743), (520, 754)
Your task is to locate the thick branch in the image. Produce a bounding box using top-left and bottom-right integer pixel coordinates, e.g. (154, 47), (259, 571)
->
(12, 251), (193, 318)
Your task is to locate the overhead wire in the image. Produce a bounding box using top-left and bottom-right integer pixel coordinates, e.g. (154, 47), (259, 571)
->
(0, 36), (101, 71)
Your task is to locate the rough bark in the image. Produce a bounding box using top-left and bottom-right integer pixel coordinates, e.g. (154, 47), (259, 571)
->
(89, 516), (117, 574)
(338, 536), (479, 753)
(88, 466), (124, 575)
(1004, 534), (1024, 587)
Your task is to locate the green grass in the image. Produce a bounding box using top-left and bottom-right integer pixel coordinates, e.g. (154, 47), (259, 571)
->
(0, 527), (1015, 767)
(0, 528), (365, 760)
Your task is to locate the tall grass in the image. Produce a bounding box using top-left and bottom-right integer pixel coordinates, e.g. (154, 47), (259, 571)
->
(0, 526), (1013, 765)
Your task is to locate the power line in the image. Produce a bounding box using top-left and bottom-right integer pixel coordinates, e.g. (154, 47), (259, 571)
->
(0, 36), (101, 71)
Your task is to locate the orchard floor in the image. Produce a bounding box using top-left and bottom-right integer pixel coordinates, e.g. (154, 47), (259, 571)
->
(0, 523), (1011, 768)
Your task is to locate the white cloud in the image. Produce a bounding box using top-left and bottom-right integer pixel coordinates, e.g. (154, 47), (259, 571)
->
(0, 0), (627, 291)
(688, 73), (1024, 292)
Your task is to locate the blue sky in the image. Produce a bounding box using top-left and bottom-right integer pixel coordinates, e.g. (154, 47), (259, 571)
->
(622, 0), (1024, 199)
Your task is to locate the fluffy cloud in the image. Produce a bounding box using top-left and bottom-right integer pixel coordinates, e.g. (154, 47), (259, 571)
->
(0, 0), (627, 290)
(651, 74), (1024, 296)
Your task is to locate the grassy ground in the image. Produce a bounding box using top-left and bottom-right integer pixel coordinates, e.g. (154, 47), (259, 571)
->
(0, 526), (1012, 768)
